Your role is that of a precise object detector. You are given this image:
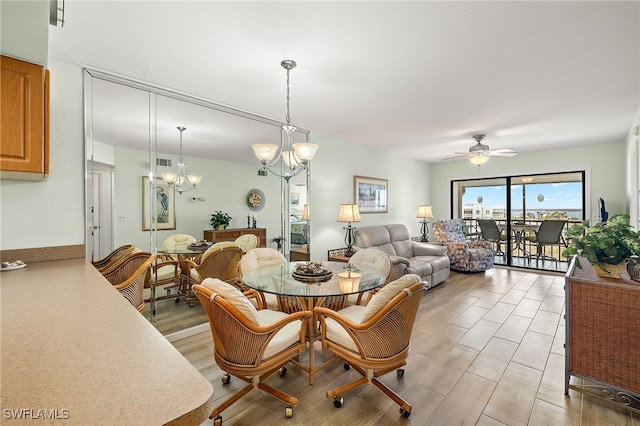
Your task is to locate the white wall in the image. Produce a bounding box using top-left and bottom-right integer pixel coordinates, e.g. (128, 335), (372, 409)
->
(310, 132), (432, 259)
(430, 141), (628, 226)
(0, 60), (85, 250)
(110, 146), (283, 250)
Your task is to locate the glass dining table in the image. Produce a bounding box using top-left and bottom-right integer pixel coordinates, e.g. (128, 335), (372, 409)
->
(242, 261), (386, 384)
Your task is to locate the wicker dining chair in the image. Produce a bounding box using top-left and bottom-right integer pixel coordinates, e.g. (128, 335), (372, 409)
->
(314, 274), (427, 418)
(101, 251), (155, 313)
(347, 248), (392, 305)
(181, 243), (243, 307)
(193, 278), (310, 425)
(145, 234), (197, 313)
(91, 243), (135, 273)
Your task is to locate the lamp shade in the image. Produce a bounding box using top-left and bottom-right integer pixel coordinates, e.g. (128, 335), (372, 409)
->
(337, 271), (361, 293)
(301, 204), (310, 221)
(337, 203), (361, 223)
(469, 154), (489, 165)
(416, 205), (433, 219)
(252, 143), (278, 162)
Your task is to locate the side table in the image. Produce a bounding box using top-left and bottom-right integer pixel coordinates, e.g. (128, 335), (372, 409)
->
(327, 247), (351, 263)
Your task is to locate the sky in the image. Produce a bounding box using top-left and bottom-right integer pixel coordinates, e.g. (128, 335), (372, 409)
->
(463, 182), (583, 211)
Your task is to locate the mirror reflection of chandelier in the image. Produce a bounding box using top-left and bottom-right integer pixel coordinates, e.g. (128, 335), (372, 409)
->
(162, 126), (202, 194)
(252, 59), (318, 182)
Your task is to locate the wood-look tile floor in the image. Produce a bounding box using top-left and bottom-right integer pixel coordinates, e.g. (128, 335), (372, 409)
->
(172, 268), (639, 425)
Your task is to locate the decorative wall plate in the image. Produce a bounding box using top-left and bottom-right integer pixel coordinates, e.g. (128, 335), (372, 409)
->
(247, 188), (265, 211)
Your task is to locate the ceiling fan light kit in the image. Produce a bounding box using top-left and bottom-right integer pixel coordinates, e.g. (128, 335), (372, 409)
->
(443, 133), (518, 165)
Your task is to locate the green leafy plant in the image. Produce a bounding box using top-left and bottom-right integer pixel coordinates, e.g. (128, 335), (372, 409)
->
(562, 214), (640, 271)
(271, 236), (285, 250)
(210, 211), (232, 229)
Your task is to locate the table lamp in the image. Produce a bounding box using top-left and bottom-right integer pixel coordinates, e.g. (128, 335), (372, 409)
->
(337, 271), (361, 293)
(417, 204), (433, 242)
(337, 202), (361, 256)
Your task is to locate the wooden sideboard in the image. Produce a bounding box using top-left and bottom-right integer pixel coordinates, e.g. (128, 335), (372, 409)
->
(204, 227), (266, 247)
(565, 257), (640, 413)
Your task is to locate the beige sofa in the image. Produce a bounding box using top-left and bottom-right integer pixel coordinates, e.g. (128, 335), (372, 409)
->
(353, 224), (450, 288)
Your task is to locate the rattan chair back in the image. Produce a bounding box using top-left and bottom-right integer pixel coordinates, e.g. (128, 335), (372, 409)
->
(189, 245), (243, 285)
(101, 251), (155, 312)
(91, 243), (135, 273)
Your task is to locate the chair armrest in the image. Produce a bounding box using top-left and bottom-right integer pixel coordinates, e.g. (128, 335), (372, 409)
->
(469, 241), (492, 250)
(388, 255), (410, 267)
(411, 242), (447, 256)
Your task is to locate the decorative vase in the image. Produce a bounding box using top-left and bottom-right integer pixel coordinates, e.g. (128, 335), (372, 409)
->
(627, 262), (640, 281)
(594, 262), (627, 279)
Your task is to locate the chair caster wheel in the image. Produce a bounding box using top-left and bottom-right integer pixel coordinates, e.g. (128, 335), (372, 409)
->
(400, 408), (411, 418)
(397, 368), (405, 378)
(221, 373), (231, 384)
(285, 405), (293, 418)
(174, 297), (180, 303)
(189, 302), (194, 307)
(333, 396), (343, 408)
(166, 289), (171, 295)
(278, 366), (287, 377)
(213, 415), (222, 425)
(343, 363), (351, 371)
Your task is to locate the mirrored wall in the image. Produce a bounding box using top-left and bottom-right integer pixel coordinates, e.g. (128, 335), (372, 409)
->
(84, 69), (311, 337)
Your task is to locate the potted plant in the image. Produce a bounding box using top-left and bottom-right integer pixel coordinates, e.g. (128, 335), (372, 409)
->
(210, 211), (232, 230)
(562, 214), (640, 278)
(271, 236), (285, 251)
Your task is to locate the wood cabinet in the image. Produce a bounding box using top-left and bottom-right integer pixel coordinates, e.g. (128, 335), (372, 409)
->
(204, 228), (266, 247)
(565, 258), (640, 413)
(0, 55), (50, 181)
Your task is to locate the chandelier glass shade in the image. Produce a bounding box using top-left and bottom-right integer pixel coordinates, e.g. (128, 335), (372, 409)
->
(252, 60), (318, 181)
(162, 126), (202, 194)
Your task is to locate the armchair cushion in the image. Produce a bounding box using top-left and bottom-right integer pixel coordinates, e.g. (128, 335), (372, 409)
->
(362, 274), (421, 322)
(255, 309), (306, 359)
(201, 278), (259, 323)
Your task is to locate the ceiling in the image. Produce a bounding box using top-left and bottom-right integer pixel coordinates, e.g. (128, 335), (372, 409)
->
(49, 1), (640, 164)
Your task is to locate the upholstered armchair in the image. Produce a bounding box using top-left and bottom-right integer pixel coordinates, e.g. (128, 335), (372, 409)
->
(433, 218), (494, 272)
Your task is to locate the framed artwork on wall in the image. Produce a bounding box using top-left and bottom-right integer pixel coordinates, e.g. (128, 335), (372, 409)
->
(354, 175), (388, 214)
(142, 176), (176, 231)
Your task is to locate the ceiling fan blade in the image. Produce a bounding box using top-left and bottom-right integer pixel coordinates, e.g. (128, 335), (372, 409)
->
(486, 149), (518, 157)
(454, 151), (472, 155)
(441, 154), (470, 161)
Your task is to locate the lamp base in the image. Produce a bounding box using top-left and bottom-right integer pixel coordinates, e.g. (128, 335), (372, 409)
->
(419, 237), (429, 242)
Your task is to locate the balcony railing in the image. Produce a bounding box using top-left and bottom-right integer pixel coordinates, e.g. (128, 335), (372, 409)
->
(461, 218), (580, 271)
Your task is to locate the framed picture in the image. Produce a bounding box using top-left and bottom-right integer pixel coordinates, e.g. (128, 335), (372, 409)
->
(354, 175), (388, 213)
(142, 176), (176, 231)
(290, 192), (300, 205)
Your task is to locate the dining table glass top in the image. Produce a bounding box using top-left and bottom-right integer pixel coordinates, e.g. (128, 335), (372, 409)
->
(242, 261), (386, 298)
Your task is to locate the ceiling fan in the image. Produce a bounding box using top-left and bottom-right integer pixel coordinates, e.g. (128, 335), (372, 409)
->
(443, 134), (518, 165)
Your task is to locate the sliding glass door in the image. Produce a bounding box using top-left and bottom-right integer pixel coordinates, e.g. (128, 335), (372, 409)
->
(451, 171), (585, 272)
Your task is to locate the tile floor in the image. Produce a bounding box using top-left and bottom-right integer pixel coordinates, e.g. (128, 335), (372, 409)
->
(173, 267), (639, 425)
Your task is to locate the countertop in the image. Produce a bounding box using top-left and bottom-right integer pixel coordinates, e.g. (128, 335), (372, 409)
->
(0, 258), (213, 425)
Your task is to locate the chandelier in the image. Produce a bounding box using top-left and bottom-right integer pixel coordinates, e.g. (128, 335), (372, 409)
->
(252, 59), (318, 182)
(161, 126), (202, 194)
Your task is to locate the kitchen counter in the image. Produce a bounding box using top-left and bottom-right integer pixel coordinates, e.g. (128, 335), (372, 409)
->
(0, 258), (213, 425)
